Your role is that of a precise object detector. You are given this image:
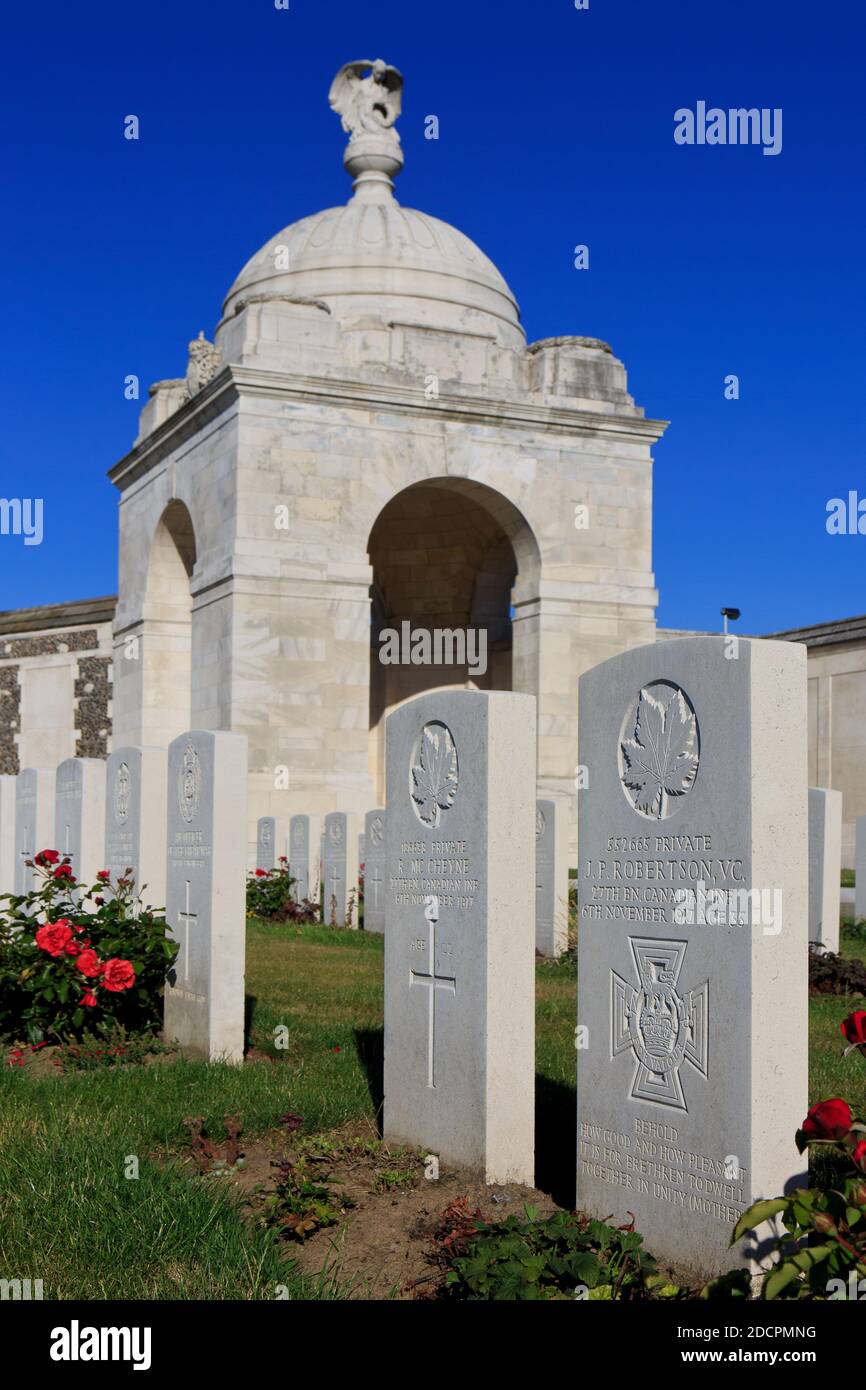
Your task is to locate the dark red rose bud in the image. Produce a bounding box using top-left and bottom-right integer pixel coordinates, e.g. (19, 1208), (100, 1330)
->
(841, 1011), (866, 1048)
(801, 1098), (853, 1142)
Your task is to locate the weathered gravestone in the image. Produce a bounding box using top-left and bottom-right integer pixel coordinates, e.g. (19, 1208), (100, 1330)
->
(288, 814), (321, 905)
(535, 797), (569, 957)
(0, 775), (16, 894)
(15, 768), (56, 896)
(256, 816), (288, 873)
(164, 731), (247, 1062)
(322, 811), (360, 926)
(855, 815), (866, 923)
(359, 832), (366, 868)
(105, 747), (167, 908)
(577, 637), (808, 1279)
(363, 808), (387, 933)
(808, 787), (842, 953)
(383, 690), (535, 1184)
(55, 758), (106, 892)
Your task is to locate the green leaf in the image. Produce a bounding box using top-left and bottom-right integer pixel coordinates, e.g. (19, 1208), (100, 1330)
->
(568, 1251), (601, 1287)
(789, 1243), (835, 1273)
(764, 1262), (800, 1300)
(732, 1198), (788, 1243)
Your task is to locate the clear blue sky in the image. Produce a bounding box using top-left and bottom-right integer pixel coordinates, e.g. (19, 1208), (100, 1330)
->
(2, 0), (863, 632)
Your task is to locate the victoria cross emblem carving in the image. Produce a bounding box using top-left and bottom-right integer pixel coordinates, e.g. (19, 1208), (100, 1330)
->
(611, 937), (709, 1111)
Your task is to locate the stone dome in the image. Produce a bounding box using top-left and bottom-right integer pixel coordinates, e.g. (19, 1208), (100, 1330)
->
(220, 59), (523, 348)
(221, 201), (524, 347)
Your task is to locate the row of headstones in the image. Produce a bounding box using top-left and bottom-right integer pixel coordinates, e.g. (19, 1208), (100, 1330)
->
(255, 802), (571, 954)
(0, 736), (247, 1065)
(0, 749), (169, 903)
(0, 635), (855, 1281)
(184, 635), (837, 1281)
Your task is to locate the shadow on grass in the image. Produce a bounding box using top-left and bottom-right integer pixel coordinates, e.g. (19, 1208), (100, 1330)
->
(244, 993), (257, 1052)
(354, 1025), (384, 1132)
(535, 1073), (575, 1208)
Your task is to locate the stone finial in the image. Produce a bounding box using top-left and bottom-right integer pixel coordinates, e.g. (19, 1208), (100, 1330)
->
(184, 331), (221, 398)
(328, 59), (404, 203)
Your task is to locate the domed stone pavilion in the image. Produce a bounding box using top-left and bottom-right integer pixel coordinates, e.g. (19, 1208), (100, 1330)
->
(107, 59), (667, 850)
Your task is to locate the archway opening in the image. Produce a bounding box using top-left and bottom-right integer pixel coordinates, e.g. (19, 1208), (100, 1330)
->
(142, 500), (196, 747)
(367, 478), (539, 797)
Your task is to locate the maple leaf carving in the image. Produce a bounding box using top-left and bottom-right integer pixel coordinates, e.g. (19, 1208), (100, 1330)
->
(621, 686), (699, 819)
(411, 722), (459, 827)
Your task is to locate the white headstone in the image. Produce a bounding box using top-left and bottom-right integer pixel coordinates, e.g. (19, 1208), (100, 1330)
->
(105, 747), (167, 908)
(363, 808), (386, 933)
(15, 768), (56, 896)
(256, 816), (288, 873)
(855, 815), (866, 923)
(535, 796), (570, 957)
(55, 758), (106, 893)
(0, 774), (16, 894)
(808, 787), (842, 953)
(164, 731), (247, 1063)
(383, 690), (536, 1184)
(322, 812), (360, 926)
(577, 637), (808, 1279)
(288, 814), (321, 905)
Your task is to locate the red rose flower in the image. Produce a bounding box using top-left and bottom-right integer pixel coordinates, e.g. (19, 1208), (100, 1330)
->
(94, 896), (105, 906)
(853, 1140), (866, 1174)
(255, 868), (267, 877)
(53, 864), (75, 881)
(64, 943), (78, 956)
(101, 958), (136, 992)
(841, 1011), (866, 1049)
(35, 849), (59, 866)
(35, 920), (75, 957)
(81, 991), (98, 1008)
(75, 948), (101, 978)
(801, 1098), (853, 1142)
(96, 870), (110, 882)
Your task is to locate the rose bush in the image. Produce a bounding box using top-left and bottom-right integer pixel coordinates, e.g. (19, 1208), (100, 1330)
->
(0, 852), (176, 1042)
(707, 1007), (866, 1299)
(246, 859), (319, 924)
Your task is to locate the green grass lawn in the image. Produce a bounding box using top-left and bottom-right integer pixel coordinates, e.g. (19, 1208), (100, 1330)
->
(1, 917), (864, 1299)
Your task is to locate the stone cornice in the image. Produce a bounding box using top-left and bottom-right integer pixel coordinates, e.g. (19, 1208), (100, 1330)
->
(108, 363), (669, 490)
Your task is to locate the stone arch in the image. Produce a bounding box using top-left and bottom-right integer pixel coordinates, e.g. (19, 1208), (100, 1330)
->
(141, 500), (197, 747)
(367, 477), (540, 797)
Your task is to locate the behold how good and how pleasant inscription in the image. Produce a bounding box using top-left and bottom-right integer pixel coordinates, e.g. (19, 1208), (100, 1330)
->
(579, 679), (750, 1225)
